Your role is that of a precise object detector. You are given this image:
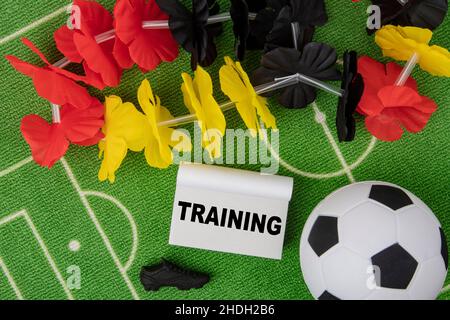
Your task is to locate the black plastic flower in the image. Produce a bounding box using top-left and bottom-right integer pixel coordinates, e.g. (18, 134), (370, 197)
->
(252, 43), (341, 109)
(245, 0), (288, 50)
(368, 0), (448, 34)
(230, 0), (250, 61)
(336, 51), (364, 143)
(265, 0), (328, 52)
(155, 0), (222, 69)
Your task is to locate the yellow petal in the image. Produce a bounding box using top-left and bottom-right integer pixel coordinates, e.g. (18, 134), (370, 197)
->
(419, 45), (450, 77)
(396, 26), (432, 45)
(103, 96), (146, 152)
(98, 96), (147, 182)
(181, 68), (225, 158)
(375, 25), (415, 61)
(195, 66), (226, 136)
(138, 79), (193, 168)
(220, 59), (259, 133)
(98, 136), (128, 183)
(219, 57), (277, 135)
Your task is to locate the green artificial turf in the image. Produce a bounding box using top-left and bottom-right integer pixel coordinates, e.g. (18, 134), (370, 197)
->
(0, 0), (448, 300)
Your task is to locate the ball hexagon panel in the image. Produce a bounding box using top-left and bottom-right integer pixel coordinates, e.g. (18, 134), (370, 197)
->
(407, 256), (448, 300)
(321, 247), (373, 300)
(339, 201), (397, 258)
(299, 239), (327, 298)
(312, 182), (372, 218)
(371, 243), (418, 290)
(396, 206), (442, 262)
(369, 185), (413, 210)
(308, 216), (339, 257)
(318, 291), (340, 300)
(439, 228), (448, 270)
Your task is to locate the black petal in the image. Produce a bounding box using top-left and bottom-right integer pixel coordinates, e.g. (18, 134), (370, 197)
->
(246, 0), (288, 50)
(156, 0), (221, 69)
(336, 51), (364, 143)
(368, 0), (448, 34)
(265, 0), (328, 52)
(252, 43), (340, 109)
(230, 0), (250, 61)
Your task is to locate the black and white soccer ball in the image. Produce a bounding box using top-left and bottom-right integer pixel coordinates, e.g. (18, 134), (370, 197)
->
(300, 182), (448, 300)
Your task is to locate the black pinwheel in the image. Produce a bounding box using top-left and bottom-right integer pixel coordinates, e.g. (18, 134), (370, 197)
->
(265, 0), (328, 52)
(368, 0), (448, 34)
(252, 43), (341, 109)
(336, 51), (364, 142)
(155, 0), (222, 70)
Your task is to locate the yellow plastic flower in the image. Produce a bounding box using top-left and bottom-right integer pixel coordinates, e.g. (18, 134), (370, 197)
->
(181, 66), (226, 159)
(138, 79), (191, 169)
(375, 25), (450, 77)
(219, 56), (277, 136)
(99, 96), (146, 183)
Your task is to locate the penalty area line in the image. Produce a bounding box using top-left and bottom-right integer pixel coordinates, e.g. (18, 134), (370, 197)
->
(0, 257), (24, 300)
(0, 157), (33, 178)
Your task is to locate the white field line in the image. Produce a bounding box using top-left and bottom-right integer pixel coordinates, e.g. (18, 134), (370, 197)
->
(0, 257), (24, 300)
(0, 157), (33, 178)
(82, 191), (138, 272)
(311, 102), (356, 183)
(0, 210), (74, 300)
(0, 5), (71, 46)
(60, 158), (140, 300)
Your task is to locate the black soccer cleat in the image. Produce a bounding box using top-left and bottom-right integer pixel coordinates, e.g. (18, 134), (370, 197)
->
(140, 259), (210, 291)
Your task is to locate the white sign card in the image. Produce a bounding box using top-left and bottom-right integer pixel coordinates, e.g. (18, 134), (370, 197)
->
(169, 163), (294, 260)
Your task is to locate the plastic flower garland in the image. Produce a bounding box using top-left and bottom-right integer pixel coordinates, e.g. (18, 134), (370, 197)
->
(4, 0), (450, 183)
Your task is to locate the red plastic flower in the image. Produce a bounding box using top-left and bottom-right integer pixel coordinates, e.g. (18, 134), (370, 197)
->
(6, 38), (96, 109)
(113, 0), (179, 72)
(21, 98), (105, 168)
(357, 56), (437, 141)
(54, 0), (126, 87)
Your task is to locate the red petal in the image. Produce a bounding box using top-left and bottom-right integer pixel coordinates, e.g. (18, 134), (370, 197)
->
(74, 32), (122, 87)
(21, 115), (69, 168)
(113, 37), (134, 69)
(114, 0), (178, 71)
(54, 26), (83, 63)
(5, 55), (39, 77)
(114, 0), (144, 44)
(21, 38), (51, 65)
(377, 86), (422, 109)
(358, 92), (385, 116)
(129, 29), (179, 70)
(75, 131), (104, 146)
(73, 0), (113, 36)
(383, 108), (433, 134)
(33, 69), (93, 109)
(365, 115), (404, 142)
(358, 56), (387, 93)
(82, 61), (106, 89)
(60, 99), (105, 143)
(417, 95), (438, 114)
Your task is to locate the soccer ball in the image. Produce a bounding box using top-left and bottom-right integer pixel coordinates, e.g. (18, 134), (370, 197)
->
(300, 181), (448, 300)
